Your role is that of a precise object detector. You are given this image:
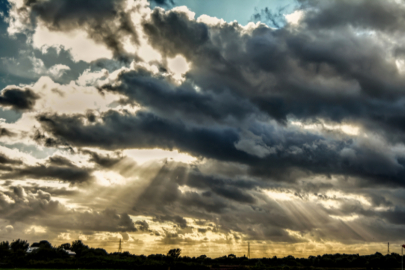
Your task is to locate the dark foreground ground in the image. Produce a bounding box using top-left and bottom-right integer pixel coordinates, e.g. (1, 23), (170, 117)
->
(0, 265), (401, 270)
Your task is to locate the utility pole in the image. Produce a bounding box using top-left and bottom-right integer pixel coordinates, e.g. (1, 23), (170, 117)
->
(388, 242), (389, 254)
(248, 242), (250, 259)
(118, 239), (122, 253)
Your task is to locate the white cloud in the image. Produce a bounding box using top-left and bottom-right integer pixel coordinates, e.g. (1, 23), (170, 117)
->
(76, 69), (109, 87)
(33, 76), (120, 114)
(6, 0), (32, 35)
(138, 43), (162, 62)
(29, 56), (71, 79)
(25, 225), (47, 234)
(0, 145), (40, 166)
(284, 10), (304, 26)
(29, 55), (70, 79)
(5, 225), (14, 233)
(48, 64), (71, 79)
(171, 6), (195, 21)
(33, 24), (113, 62)
(197, 14), (226, 26)
(29, 55), (46, 74)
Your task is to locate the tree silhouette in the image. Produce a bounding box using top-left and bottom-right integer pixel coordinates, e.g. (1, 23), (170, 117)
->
(228, 254), (236, 259)
(0, 241), (10, 258)
(58, 243), (71, 250)
(167, 248), (181, 259)
(71, 240), (89, 256)
(38, 240), (52, 249)
(10, 239), (29, 252)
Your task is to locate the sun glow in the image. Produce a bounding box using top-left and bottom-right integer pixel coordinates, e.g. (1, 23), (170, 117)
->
(290, 120), (360, 135)
(93, 171), (128, 186)
(167, 55), (190, 82)
(124, 148), (197, 165)
(264, 190), (296, 201)
(33, 24), (113, 62)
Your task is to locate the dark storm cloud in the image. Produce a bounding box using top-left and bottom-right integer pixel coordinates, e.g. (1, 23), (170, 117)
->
(185, 173), (257, 203)
(0, 186), (136, 232)
(153, 215), (188, 229)
(0, 86), (39, 110)
(135, 220), (150, 231)
(245, 135), (405, 187)
(0, 153), (22, 165)
(17, 184), (79, 197)
(34, 107), (405, 188)
(0, 164), (93, 183)
(0, 155), (93, 184)
(20, 4), (405, 246)
(36, 110), (254, 163)
(379, 207), (405, 225)
(141, 6), (405, 143)
(81, 149), (124, 169)
(2, 0), (405, 248)
(367, 193), (394, 208)
(47, 155), (75, 167)
(0, 186), (62, 222)
(32, 129), (74, 152)
(87, 4), (405, 189)
(143, 8), (209, 59)
(300, 0), (405, 32)
(99, 68), (259, 124)
(23, 0), (138, 60)
(0, 127), (16, 137)
(67, 209), (137, 232)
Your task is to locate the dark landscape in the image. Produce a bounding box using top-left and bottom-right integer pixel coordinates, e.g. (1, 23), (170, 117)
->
(0, 239), (404, 270)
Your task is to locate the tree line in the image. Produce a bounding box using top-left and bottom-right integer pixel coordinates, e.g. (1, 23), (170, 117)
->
(0, 239), (403, 269)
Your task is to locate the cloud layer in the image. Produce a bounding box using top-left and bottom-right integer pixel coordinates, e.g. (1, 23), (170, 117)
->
(0, 0), (404, 257)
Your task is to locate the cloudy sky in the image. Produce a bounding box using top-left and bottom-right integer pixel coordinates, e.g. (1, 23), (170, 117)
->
(0, 0), (405, 258)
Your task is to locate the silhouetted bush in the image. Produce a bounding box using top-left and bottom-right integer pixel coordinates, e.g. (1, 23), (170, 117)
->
(0, 241), (10, 259)
(10, 239), (29, 252)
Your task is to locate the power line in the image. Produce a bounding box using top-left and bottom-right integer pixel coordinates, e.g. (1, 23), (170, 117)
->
(118, 239), (122, 253)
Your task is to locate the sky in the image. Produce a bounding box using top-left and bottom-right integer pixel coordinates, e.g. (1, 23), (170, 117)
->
(0, 0), (405, 258)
